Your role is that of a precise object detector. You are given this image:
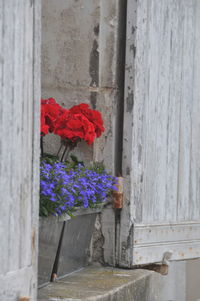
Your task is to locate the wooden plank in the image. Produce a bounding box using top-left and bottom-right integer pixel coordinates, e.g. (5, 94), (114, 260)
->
(0, 0), (40, 299)
(19, 0), (33, 268)
(177, 0), (195, 221)
(164, 0), (182, 221)
(9, 0), (23, 273)
(31, 1), (41, 300)
(133, 241), (200, 265)
(141, 0), (170, 222)
(119, 0), (138, 267)
(189, 1), (200, 220)
(0, 0), (12, 275)
(134, 222), (200, 245)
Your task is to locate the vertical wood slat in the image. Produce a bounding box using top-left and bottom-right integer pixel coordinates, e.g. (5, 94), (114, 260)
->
(189, 1), (200, 220)
(31, 1), (41, 300)
(0, 0), (10, 275)
(20, 0), (33, 269)
(164, 0), (182, 222)
(0, 0), (40, 300)
(1, 0), (18, 274)
(9, 0), (22, 272)
(177, 1), (195, 221)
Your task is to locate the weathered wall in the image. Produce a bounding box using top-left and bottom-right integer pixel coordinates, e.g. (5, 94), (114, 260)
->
(41, 0), (124, 169)
(0, 0), (40, 300)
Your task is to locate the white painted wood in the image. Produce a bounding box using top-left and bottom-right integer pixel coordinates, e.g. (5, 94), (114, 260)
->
(134, 222), (200, 246)
(0, 0), (40, 300)
(133, 241), (200, 265)
(133, 222), (200, 264)
(120, 0), (200, 266)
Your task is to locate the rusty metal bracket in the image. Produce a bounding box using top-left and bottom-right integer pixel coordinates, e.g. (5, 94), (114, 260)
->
(141, 251), (173, 275)
(112, 177), (124, 209)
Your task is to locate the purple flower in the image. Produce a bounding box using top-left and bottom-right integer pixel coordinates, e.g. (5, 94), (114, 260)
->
(40, 159), (117, 216)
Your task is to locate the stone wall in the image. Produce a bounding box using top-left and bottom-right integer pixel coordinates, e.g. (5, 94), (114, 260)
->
(41, 0), (125, 171)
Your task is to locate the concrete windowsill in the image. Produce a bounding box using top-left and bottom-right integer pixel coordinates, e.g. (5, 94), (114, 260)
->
(38, 266), (154, 301)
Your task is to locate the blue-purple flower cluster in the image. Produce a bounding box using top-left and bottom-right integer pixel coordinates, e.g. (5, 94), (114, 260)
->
(40, 160), (117, 216)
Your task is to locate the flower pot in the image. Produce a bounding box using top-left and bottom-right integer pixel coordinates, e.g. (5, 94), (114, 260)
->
(38, 208), (102, 287)
(38, 216), (65, 287)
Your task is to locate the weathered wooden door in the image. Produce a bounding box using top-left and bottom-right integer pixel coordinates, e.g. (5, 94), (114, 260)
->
(119, 0), (200, 266)
(0, 1), (40, 300)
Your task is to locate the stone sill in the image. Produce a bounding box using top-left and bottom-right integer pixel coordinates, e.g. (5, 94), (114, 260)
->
(38, 266), (155, 301)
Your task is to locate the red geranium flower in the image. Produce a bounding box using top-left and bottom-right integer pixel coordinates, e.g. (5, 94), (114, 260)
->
(41, 106), (49, 135)
(69, 103), (105, 138)
(54, 110), (96, 145)
(40, 98), (64, 135)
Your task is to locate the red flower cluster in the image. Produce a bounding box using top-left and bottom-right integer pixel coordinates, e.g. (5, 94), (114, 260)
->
(41, 99), (105, 145)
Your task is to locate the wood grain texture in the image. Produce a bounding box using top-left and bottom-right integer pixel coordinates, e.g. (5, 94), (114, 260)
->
(120, 0), (200, 266)
(0, 0), (40, 299)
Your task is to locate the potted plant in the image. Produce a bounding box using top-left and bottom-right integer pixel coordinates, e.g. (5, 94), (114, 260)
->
(38, 99), (116, 286)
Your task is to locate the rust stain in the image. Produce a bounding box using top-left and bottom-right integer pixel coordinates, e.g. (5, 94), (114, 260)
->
(113, 193), (123, 209)
(112, 177), (123, 209)
(19, 298), (30, 301)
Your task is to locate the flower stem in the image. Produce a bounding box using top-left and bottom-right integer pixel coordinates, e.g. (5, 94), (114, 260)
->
(60, 145), (68, 162)
(64, 147), (71, 161)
